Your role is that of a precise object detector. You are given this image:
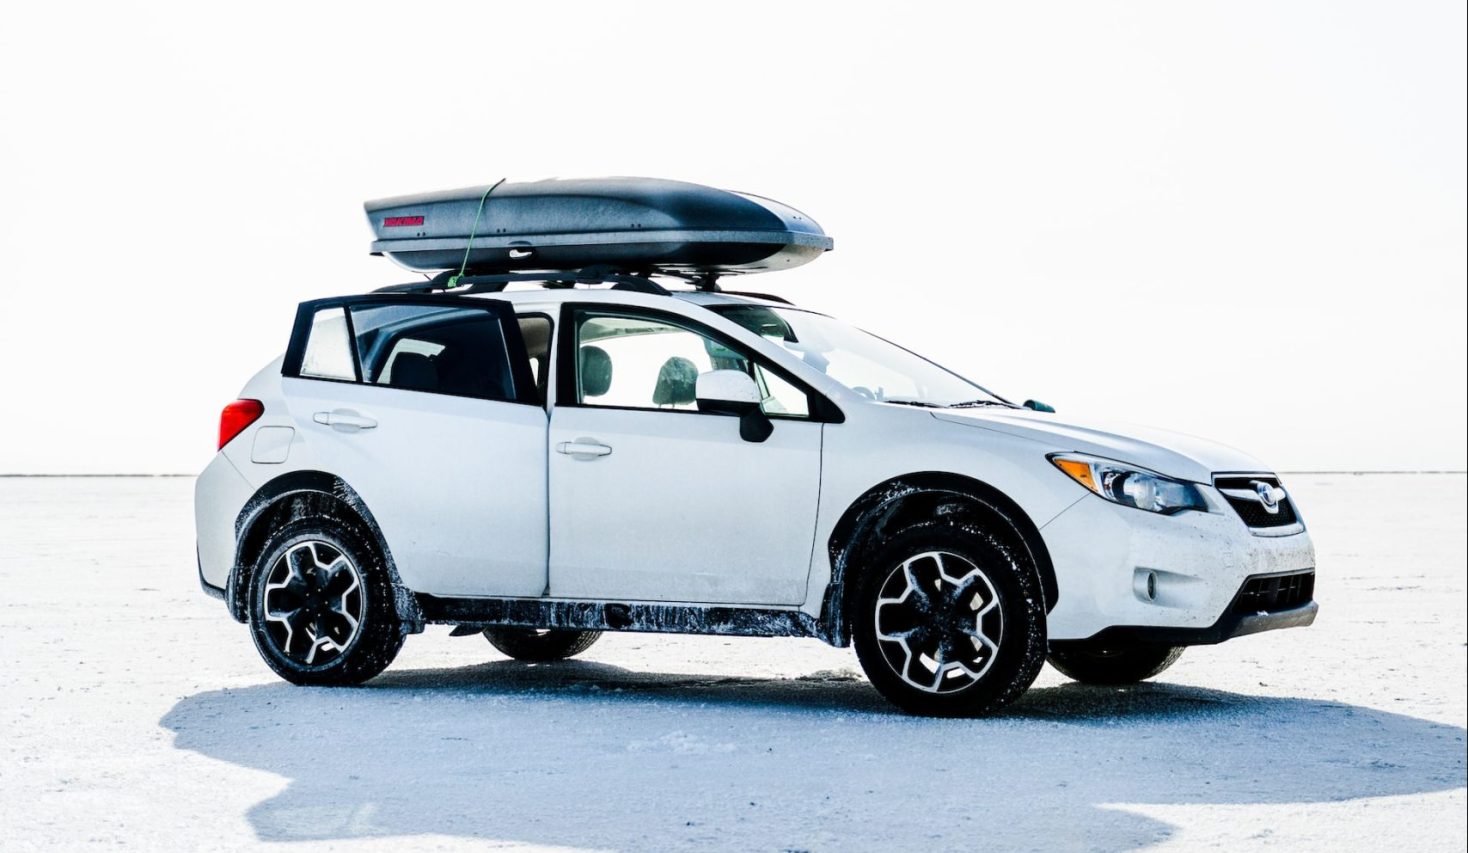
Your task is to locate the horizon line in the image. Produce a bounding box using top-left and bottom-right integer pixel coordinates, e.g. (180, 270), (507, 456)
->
(1, 470), (1465, 478)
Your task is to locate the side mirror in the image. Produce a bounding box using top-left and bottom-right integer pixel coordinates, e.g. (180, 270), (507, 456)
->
(696, 370), (774, 443)
(1023, 399), (1055, 413)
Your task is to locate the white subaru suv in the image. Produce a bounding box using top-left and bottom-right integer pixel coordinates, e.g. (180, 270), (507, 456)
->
(195, 178), (1316, 716)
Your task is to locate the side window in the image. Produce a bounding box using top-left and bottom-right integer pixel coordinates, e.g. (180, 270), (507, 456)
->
(754, 369), (809, 418)
(299, 308), (357, 381)
(574, 312), (809, 417)
(351, 304), (514, 400)
(291, 302), (525, 403)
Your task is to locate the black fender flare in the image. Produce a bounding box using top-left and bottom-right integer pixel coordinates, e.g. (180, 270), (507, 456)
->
(227, 470), (424, 630)
(818, 472), (1058, 646)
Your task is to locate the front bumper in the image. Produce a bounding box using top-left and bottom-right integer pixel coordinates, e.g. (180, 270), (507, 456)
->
(1053, 570), (1317, 647)
(1040, 487), (1317, 641)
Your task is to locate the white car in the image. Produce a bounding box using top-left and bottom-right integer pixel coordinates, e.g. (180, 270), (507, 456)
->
(195, 180), (1316, 716)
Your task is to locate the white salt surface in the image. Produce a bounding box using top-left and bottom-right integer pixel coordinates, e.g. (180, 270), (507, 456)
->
(1, 474), (1463, 851)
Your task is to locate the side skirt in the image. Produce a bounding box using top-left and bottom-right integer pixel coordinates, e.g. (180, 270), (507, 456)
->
(417, 595), (832, 643)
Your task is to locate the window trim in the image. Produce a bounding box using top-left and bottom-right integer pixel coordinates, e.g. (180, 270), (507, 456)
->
(342, 305), (365, 383)
(553, 302), (844, 423)
(283, 294), (540, 407)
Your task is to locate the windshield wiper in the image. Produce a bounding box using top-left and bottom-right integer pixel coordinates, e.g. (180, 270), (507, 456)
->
(945, 399), (1018, 409)
(881, 398), (942, 408)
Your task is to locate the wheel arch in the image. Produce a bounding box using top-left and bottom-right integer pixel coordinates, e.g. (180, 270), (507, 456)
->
(819, 471), (1058, 646)
(227, 470), (423, 630)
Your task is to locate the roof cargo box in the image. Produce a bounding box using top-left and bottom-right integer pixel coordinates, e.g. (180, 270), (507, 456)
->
(365, 177), (832, 275)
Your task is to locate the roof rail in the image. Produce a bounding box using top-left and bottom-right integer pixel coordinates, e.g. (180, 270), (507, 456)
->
(718, 290), (793, 305)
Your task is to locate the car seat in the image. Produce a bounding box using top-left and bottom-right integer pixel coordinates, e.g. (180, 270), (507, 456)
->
(388, 352), (439, 392)
(580, 346), (613, 398)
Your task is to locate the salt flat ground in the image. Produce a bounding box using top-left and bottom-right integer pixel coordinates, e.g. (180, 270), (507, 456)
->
(0, 474), (1463, 852)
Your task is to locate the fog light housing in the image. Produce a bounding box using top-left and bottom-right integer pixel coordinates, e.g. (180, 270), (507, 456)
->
(1134, 569), (1161, 602)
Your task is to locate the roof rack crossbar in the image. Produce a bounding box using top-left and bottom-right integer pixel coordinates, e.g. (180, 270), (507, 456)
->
(373, 269), (461, 294)
(371, 269), (670, 297)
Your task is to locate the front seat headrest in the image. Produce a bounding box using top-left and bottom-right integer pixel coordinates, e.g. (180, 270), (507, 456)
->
(652, 356), (699, 406)
(388, 352), (438, 392)
(580, 345), (613, 397)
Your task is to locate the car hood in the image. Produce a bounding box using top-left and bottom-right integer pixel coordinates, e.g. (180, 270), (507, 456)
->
(931, 408), (1270, 483)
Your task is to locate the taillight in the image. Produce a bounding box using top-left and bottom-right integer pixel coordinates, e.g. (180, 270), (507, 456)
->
(218, 399), (264, 450)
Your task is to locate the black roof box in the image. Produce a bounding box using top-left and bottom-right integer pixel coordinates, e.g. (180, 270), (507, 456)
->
(365, 177), (832, 275)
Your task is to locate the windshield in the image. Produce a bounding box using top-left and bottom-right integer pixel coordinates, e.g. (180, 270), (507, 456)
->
(714, 304), (1008, 408)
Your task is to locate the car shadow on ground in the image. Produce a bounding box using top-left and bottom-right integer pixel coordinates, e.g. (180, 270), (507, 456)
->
(162, 660), (1466, 852)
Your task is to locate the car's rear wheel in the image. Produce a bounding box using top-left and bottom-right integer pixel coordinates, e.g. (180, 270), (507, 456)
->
(483, 627), (602, 662)
(1047, 642), (1184, 685)
(247, 520), (403, 686)
(852, 520), (1046, 717)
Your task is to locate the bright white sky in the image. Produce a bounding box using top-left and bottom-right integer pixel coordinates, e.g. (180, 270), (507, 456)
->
(1, 1), (1463, 473)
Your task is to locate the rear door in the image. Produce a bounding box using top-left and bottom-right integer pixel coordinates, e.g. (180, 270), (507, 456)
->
(282, 295), (547, 597)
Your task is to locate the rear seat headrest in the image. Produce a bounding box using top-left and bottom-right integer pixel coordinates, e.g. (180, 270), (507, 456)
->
(388, 352), (438, 391)
(580, 345), (612, 397)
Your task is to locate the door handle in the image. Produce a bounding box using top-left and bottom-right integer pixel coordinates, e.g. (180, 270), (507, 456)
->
(556, 439), (612, 458)
(313, 410), (378, 431)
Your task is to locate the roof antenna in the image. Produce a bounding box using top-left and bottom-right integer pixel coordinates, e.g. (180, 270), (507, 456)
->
(448, 177), (506, 289)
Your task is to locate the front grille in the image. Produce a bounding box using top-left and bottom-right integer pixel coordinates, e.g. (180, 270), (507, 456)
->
(1231, 570), (1315, 615)
(1215, 475), (1299, 528)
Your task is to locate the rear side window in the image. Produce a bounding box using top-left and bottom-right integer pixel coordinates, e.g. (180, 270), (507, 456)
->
(299, 308), (357, 381)
(289, 301), (525, 403)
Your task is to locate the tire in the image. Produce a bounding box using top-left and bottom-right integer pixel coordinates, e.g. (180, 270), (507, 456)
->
(1047, 642), (1184, 685)
(852, 519), (1047, 717)
(483, 627), (602, 662)
(247, 519), (404, 686)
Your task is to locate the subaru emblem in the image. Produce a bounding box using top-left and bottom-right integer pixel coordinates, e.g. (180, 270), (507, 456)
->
(1252, 480), (1286, 514)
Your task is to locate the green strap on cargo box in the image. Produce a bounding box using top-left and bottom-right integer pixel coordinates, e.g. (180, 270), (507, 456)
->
(447, 177), (506, 289)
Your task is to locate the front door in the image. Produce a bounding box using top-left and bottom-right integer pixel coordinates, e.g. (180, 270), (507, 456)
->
(282, 295), (547, 597)
(547, 305), (824, 605)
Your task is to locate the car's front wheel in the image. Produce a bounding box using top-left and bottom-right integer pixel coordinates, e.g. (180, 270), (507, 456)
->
(852, 520), (1047, 717)
(483, 627), (602, 662)
(247, 520), (403, 686)
(1047, 642), (1184, 685)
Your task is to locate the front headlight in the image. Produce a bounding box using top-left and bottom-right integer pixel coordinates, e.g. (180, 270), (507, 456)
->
(1048, 453), (1207, 514)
